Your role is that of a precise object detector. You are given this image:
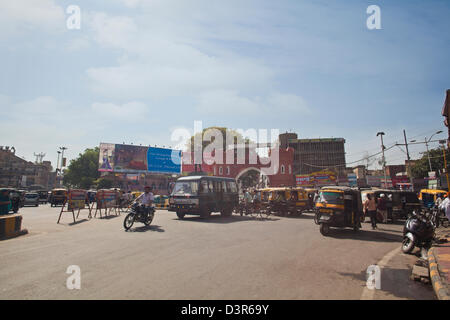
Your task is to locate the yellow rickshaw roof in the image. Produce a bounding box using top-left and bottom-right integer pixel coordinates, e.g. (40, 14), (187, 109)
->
(420, 189), (447, 194)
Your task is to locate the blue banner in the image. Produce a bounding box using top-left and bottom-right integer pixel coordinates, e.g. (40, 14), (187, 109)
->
(147, 147), (181, 174)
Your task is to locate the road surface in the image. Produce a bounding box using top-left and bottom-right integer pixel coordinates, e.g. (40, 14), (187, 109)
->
(0, 205), (435, 299)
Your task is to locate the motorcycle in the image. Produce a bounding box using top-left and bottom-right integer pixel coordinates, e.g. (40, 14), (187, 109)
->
(401, 210), (435, 254)
(123, 202), (155, 231)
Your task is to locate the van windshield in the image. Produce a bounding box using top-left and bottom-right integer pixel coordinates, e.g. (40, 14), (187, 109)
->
(172, 181), (198, 195)
(319, 191), (344, 205)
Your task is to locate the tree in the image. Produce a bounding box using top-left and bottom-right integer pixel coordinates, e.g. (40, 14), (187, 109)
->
(186, 127), (254, 151)
(63, 147), (100, 189)
(96, 178), (113, 189)
(410, 147), (450, 179)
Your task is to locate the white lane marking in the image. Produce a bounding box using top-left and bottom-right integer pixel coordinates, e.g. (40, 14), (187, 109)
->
(360, 247), (401, 300)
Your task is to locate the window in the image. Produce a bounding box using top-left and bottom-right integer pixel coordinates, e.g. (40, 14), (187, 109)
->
(281, 164), (285, 174)
(199, 180), (209, 193)
(226, 166), (230, 175)
(219, 167), (223, 175)
(289, 165), (292, 174)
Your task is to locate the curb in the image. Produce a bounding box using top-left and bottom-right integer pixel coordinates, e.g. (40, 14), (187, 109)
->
(428, 247), (450, 300)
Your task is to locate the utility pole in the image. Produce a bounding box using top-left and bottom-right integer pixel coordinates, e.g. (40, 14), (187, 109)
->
(403, 130), (414, 191)
(377, 132), (388, 188)
(425, 131), (443, 173)
(59, 147), (67, 186)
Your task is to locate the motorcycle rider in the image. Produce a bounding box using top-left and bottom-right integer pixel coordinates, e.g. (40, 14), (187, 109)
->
(138, 186), (154, 215)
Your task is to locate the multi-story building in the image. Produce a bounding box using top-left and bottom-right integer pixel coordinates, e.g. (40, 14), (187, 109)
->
(0, 146), (55, 189)
(280, 132), (347, 177)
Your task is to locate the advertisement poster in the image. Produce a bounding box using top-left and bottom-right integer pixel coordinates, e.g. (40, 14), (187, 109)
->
(99, 143), (115, 172)
(68, 189), (87, 210)
(147, 147), (182, 174)
(296, 171), (337, 187)
(97, 190), (118, 209)
(98, 143), (181, 174)
(296, 175), (312, 186)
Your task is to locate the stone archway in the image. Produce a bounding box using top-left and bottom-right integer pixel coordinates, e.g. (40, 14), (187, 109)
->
(235, 167), (270, 190)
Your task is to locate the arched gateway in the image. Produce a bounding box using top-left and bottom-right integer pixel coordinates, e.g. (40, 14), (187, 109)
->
(181, 147), (294, 187)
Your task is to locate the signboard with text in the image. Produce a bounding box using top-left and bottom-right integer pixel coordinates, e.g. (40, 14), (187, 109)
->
(98, 143), (181, 174)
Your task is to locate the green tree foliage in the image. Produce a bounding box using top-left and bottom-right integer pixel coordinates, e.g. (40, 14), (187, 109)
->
(96, 178), (113, 189)
(187, 127), (254, 151)
(410, 147), (450, 179)
(63, 147), (100, 189)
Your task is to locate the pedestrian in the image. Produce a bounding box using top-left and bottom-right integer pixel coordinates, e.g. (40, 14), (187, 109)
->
(435, 195), (443, 208)
(377, 194), (388, 223)
(440, 193), (450, 221)
(364, 193), (378, 230)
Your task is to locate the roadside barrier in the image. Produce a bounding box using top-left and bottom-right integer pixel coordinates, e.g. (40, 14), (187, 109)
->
(0, 214), (28, 240)
(428, 247), (450, 300)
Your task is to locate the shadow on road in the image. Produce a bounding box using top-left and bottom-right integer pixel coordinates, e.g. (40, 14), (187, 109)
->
(128, 225), (165, 233)
(338, 266), (434, 300)
(99, 215), (121, 220)
(174, 214), (279, 224)
(323, 228), (403, 242)
(67, 218), (89, 226)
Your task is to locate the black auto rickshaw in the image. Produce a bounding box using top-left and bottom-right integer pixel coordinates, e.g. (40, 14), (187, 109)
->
(397, 191), (422, 219)
(50, 188), (67, 207)
(37, 190), (48, 204)
(315, 186), (363, 236)
(8, 188), (22, 213)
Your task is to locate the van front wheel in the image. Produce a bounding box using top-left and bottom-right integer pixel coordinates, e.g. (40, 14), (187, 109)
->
(176, 212), (185, 219)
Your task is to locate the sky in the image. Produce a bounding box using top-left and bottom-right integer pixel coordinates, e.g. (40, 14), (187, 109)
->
(0, 0), (449, 171)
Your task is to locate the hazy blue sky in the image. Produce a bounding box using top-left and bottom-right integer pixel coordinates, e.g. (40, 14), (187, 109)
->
(1, 0), (449, 170)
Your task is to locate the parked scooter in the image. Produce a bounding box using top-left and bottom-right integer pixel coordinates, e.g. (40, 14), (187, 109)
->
(123, 203), (155, 231)
(402, 210), (435, 254)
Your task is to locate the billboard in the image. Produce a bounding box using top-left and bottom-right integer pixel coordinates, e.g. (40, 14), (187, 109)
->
(98, 143), (181, 174)
(295, 171), (337, 187)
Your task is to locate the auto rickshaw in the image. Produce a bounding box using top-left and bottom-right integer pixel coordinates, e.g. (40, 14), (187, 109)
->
(50, 188), (67, 207)
(315, 186), (363, 236)
(397, 191), (422, 219)
(418, 189), (448, 209)
(8, 188), (22, 213)
(305, 188), (319, 211)
(285, 187), (309, 215)
(37, 190), (48, 204)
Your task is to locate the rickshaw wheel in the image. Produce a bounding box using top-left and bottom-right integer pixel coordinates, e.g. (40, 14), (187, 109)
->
(320, 223), (330, 236)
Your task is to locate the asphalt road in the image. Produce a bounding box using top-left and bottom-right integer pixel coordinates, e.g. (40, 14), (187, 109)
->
(0, 205), (435, 299)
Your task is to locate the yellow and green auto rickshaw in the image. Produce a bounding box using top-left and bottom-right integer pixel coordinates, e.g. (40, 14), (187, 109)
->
(418, 189), (448, 209)
(315, 186), (363, 236)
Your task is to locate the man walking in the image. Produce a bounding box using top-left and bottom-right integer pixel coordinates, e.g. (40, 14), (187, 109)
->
(377, 194), (388, 223)
(364, 194), (378, 230)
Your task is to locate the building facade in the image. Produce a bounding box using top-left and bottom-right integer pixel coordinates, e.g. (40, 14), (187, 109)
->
(280, 133), (346, 177)
(0, 147), (55, 189)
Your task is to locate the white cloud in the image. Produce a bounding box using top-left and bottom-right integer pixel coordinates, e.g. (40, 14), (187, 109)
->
(91, 101), (149, 119)
(195, 90), (311, 116)
(0, 0), (65, 37)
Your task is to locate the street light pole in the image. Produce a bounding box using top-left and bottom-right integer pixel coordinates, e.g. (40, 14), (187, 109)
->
(425, 131), (443, 173)
(59, 147), (67, 186)
(377, 132), (388, 188)
(403, 130), (414, 191)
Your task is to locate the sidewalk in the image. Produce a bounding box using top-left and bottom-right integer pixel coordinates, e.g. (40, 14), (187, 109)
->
(428, 227), (450, 300)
